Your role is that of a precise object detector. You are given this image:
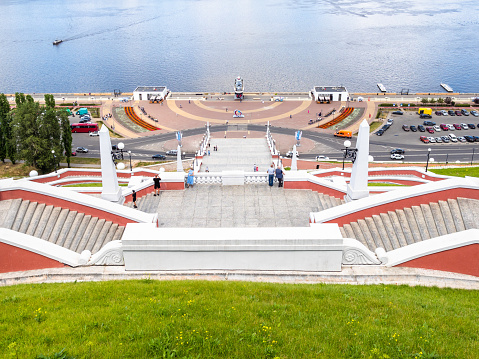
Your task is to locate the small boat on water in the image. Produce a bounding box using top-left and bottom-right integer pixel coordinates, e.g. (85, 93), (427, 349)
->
(53, 39), (63, 45)
(234, 76), (244, 100)
(377, 83), (387, 92)
(441, 83), (453, 92)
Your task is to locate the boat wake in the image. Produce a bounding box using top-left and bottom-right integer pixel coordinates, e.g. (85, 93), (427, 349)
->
(59, 12), (173, 44)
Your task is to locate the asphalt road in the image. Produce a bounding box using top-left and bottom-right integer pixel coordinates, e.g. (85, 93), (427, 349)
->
(71, 115), (479, 164)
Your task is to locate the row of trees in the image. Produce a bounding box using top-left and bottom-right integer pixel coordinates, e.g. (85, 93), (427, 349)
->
(0, 93), (73, 173)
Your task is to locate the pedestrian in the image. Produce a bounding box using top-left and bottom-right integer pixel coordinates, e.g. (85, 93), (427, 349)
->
(208, 150), (210, 156)
(290, 114), (292, 119)
(132, 190), (137, 208)
(226, 108), (228, 112)
(186, 168), (194, 188)
(153, 174), (162, 196)
(267, 164), (275, 187)
(205, 166), (209, 172)
(189, 100), (191, 104)
(275, 166), (285, 187)
(253, 164), (257, 172)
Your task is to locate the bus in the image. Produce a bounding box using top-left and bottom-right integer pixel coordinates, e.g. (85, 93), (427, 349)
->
(70, 123), (99, 133)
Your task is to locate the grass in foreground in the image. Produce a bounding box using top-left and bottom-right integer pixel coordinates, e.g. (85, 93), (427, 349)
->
(430, 167), (479, 178)
(0, 280), (478, 358)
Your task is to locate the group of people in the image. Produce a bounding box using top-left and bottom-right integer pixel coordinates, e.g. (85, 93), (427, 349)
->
(267, 164), (285, 187)
(131, 174), (162, 209)
(102, 113), (112, 122)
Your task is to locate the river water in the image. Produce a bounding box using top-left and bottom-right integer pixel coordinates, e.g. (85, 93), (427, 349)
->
(0, 0), (478, 93)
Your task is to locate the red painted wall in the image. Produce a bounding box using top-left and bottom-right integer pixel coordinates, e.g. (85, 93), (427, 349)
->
(0, 242), (67, 273)
(285, 181), (345, 198)
(323, 188), (479, 226)
(396, 244), (479, 277)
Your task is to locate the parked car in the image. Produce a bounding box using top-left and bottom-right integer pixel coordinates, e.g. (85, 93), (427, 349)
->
(449, 133), (458, 142)
(392, 110), (403, 115)
(152, 154), (166, 160)
(435, 111), (442, 116)
(410, 125), (417, 132)
(458, 136), (466, 143)
(402, 124), (410, 132)
(441, 110), (448, 116)
(433, 125), (441, 132)
(76, 147), (89, 153)
(448, 110), (456, 116)
(387, 118), (394, 124)
(470, 110), (478, 117)
(418, 125), (426, 132)
(376, 129), (384, 136)
(423, 120), (436, 126)
(79, 118), (91, 123)
(166, 150), (178, 156)
(464, 135), (475, 142)
(455, 110), (462, 116)
(419, 114), (432, 119)
(426, 127), (435, 133)
(461, 123), (469, 130)
(468, 123), (476, 129)
(441, 136), (450, 143)
(439, 124), (449, 131)
(390, 153), (405, 160)
(453, 123), (462, 130)
(420, 136), (430, 143)
(316, 155), (328, 161)
(390, 148), (405, 155)
(68, 151), (77, 156)
(89, 131), (99, 136)
(461, 109), (470, 116)
(435, 137), (443, 143)
(427, 136), (436, 143)
(447, 124), (455, 130)
(285, 151), (299, 158)
(112, 145), (118, 150)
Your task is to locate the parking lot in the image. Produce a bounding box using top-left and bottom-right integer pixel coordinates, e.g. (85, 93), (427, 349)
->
(370, 108), (479, 163)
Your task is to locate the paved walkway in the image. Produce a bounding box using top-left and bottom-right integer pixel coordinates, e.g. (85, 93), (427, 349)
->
(201, 138), (272, 172)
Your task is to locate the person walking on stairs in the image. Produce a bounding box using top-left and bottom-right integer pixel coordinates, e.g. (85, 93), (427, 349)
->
(153, 174), (161, 196)
(267, 164), (275, 186)
(132, 190), (137, 208)
(275, 166), (285, 187)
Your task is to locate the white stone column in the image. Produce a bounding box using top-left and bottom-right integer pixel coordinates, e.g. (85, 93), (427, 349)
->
(346, 119), (370, 201)
(291, 145), (298, 171)
(99, 125), (123, 203)
(176, 144), (183, 172)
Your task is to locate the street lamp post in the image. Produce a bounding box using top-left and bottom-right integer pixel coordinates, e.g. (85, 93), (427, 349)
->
(471, 148), (475, 166)
(51, 150), (57, 173)
(118, 142), (125, 160)
(342, 140), (351, 170)
(128, 150), (132, 171)
(425, 148), (432, 172)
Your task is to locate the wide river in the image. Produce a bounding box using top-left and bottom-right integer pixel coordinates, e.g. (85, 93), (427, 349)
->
(0, 0), (478, 94)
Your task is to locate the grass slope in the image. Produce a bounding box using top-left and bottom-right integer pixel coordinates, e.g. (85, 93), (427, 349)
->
(430, 167), (479, 178)
(1, 280), (478, 358)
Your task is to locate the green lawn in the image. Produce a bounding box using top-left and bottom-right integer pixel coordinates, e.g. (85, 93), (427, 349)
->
(1, 280), (478, 358)
(430, 167), (479, 178)
(368, 183), (404, 186)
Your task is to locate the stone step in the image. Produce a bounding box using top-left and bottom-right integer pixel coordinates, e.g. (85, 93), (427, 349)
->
(412, 206), (430, 241)
(429, 202), (448, 236)
(448, 198), (465, 232)
(33, 205), (54, 238)
(372, 215), (393, 251)
(112, 225), (125, 242)
(350, 221), (370, 250)
(457, 197), (479, 230)
(84, 219), (106, 252)
(42, 207), (62, 241)
(421, 204), (439, 239)
(69, 215), (92, 253)
(403, 208), (421, 243)
(342, 224), (354, 238)
(76, 217), (99, 253)
(438, 200), (456, 234)
(1, 199), (22, 229)
(0, 199), (14, 228)
(91, 221), (113, 254)
(18, 201), (38, 234)
(63, 213), (84, 251)
(55, 211), (77, 247)
(25, 203), (45, 236)
(11, 200), (30, 232)
(380, 213), (399, 250)
(388, 211), (408, 248)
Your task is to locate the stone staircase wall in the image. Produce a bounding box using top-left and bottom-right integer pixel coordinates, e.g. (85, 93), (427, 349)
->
(339, 198), (479, 252)
(0, 199), (124, 254)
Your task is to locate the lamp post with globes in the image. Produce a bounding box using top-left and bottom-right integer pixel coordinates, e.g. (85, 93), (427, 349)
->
(342, 140), (351, 170)
(117, 142), (125, 160)
(425, 148), (432, 172)
(51, 150), (57, 173)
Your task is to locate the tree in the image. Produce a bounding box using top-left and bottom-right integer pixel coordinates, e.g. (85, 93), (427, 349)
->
(60, 109), (72, 168)
(44, 94), (55, 109)
(0, 94), (10, 162)
(445, 97), (452, 105)
(437, 98), (444, 104)
(421, 98), (428, 104)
